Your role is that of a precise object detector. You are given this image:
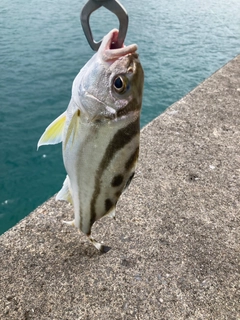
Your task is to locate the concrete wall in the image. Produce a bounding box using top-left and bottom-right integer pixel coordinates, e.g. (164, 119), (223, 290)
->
(0, 55), (240, 319)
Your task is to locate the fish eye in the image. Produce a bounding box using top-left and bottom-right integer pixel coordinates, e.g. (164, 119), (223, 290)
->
(113, 75), (129, 94)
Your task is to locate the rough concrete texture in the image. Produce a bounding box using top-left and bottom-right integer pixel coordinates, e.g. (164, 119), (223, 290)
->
(1, 55), (240, 320)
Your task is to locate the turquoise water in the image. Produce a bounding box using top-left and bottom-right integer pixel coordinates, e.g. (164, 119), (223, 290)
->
(0, 0), (240, 235)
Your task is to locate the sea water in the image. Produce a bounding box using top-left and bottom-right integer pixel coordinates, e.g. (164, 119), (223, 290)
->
(0, 0), (240, 234)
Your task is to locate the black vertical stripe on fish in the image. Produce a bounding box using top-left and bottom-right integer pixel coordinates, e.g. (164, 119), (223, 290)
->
(125, 147), (139, 171)
(116, 98), (141, 117)
(90, 118), (140, 227)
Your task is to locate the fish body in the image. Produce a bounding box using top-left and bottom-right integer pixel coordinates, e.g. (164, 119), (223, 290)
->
(38, 29), (144, 250)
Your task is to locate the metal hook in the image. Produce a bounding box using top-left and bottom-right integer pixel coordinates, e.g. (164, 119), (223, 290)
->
(80, 0), (128, 51)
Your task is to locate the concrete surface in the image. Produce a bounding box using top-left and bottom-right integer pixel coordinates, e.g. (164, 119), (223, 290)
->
(1, 55), (240, 320)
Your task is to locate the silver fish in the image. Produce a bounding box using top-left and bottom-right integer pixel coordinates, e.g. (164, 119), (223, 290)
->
(38, 29), (144, 252)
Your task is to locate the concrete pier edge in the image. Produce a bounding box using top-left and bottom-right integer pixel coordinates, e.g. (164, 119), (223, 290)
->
(1, 55), (240, 319)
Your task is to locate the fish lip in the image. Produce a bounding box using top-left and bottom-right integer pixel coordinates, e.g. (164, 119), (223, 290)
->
(99, 29), (138, 61)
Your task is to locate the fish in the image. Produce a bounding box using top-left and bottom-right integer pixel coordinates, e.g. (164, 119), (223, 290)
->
(38, 29), (144, 252)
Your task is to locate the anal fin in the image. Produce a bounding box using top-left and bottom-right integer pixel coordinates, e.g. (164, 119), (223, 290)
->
(56, 175), (73, 204)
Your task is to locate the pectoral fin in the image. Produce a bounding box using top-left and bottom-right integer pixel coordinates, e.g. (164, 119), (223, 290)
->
(56, 175), (73, 204)
(37, 112), (66, 149)
(64, 109), (81, 148)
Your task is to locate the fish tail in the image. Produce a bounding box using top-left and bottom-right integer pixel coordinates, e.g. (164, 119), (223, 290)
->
(88, 236), (111, 253)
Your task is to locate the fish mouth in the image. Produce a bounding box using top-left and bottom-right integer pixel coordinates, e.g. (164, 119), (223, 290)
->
(100, 29), (138, 61)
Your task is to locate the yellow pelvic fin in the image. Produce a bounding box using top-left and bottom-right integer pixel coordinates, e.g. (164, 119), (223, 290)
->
(56, 175), (73, 204)
(37, 111), (66, 149)
(64, 109), (80, 149)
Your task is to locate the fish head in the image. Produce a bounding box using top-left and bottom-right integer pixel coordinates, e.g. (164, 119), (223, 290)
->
(73, 29), (144, 122)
